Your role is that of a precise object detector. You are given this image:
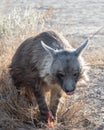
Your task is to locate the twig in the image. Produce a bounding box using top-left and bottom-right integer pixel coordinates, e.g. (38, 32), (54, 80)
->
(61, 100), (83, 119)
(86, 26), (104, 42)
(30, 106), (35, 126)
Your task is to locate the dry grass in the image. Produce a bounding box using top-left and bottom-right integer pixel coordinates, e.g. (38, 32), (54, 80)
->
(0, 7), (103, 130)
(84, 48), (104, 68)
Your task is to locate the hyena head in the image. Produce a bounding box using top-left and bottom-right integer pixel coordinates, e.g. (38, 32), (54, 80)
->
(41, 39), (88, 95)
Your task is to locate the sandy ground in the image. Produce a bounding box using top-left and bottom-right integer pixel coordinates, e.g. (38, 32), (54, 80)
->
(0, 0), (104, 130)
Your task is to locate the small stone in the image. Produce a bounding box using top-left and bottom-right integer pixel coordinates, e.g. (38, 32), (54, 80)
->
(96, 90), (101, 95)
(82, 119), (91, 127)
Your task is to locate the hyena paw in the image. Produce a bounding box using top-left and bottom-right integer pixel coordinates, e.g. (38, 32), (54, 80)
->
(46, 111), (55, 128)
(41, 111), (55, 128)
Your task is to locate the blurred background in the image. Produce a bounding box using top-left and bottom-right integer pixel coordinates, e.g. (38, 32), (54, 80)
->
(0, 0), (104, 37)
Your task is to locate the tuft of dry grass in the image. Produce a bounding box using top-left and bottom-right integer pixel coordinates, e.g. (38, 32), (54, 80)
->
(84, 48), (104, 68)
(0, 7), (103, 130)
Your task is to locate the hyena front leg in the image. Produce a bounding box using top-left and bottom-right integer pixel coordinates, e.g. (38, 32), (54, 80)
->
(33, 85), (49, 122)
(50, 87), (62, 120)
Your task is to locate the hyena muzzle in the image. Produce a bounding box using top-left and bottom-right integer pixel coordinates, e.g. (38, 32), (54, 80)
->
(9, 31), (89, 126)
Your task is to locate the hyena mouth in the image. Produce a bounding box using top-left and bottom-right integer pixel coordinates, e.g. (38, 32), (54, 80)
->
(65, 91), (75, 96)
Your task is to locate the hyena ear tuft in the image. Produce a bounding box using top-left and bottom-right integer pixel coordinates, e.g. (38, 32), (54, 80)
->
(74, 39), (89, 57)
(41, 41), (56, 56)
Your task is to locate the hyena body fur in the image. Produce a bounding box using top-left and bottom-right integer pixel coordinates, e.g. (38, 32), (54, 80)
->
(9, 31), (88, 123)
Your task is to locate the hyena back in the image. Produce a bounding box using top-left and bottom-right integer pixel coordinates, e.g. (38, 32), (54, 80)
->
(9, 31), (88, 123)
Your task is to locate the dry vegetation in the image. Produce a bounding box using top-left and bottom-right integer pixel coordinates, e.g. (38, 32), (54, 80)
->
(0, 8), (104, 130)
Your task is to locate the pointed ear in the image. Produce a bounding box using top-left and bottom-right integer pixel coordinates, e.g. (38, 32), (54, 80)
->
(41, 41), (56, 56)
(74, 39), (88, 56)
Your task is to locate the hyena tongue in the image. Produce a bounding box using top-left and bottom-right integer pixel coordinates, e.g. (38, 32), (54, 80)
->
(66, 91), (74, 96)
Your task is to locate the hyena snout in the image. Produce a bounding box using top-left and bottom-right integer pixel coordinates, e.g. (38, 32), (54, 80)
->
(63, 80), (76, 95)
(64, 85), (75, 92)
(64, 85), (76, 95)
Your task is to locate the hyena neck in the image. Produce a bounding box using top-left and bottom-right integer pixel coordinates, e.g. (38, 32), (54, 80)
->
(39, 54), (53, 85)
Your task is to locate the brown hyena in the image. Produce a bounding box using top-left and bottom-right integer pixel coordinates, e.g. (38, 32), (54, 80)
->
(9, 30), (89, 127)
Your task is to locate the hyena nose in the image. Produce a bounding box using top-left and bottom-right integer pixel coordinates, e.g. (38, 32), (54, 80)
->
(65, 87), (75, 93)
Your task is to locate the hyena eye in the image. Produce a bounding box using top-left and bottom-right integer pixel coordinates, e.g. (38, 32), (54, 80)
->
(73, 72), (79, 78)
(56, 72), (65, 79)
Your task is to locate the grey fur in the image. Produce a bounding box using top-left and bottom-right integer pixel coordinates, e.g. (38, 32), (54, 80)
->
(74, 39), (88, 56)
(9, 30), (89, 123)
